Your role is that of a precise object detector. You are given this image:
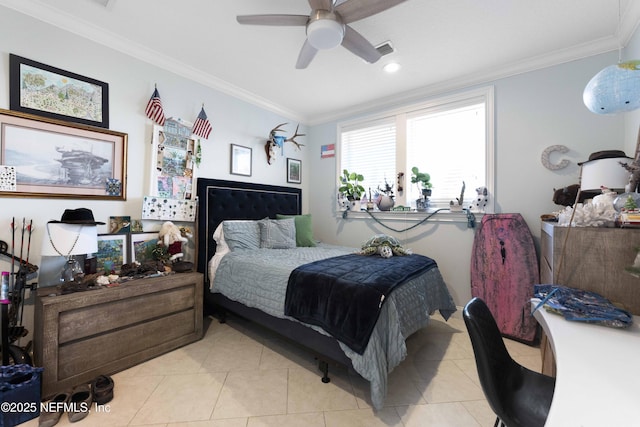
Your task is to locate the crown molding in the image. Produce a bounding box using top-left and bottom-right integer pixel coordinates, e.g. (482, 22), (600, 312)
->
(1, 0), (636, 127)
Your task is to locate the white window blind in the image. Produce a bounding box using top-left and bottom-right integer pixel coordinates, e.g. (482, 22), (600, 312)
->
(406, 102), (485, 207)
(340, 118), (396, 200)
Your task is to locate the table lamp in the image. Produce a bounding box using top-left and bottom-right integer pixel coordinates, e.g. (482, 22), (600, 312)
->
(41, 222), (98, 283)
(578, 152), (631, 192)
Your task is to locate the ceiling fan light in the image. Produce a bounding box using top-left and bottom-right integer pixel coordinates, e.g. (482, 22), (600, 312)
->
(307, 19), (344, 50)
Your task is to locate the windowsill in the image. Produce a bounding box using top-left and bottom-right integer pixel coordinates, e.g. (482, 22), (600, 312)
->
(337, 208), (486, 224)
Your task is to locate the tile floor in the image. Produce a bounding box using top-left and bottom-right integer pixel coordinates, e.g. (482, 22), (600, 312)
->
(25, 309), (542, 427)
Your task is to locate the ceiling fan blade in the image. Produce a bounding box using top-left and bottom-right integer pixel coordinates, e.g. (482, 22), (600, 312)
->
(308, 0), (333, 11)
(296, 39), (319, 69)
(341, 25), (381, 63)
(335, 0), (407, 23)
(236, 14), (309, 26)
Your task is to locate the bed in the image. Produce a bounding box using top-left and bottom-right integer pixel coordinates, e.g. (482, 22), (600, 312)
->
(196, 178), (456, 409)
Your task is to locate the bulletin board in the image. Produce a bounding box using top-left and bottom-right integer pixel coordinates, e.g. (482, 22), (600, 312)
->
(148, 119), (197, 200)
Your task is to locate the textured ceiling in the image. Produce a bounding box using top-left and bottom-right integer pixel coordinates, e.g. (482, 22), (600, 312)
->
(2, 0), (639, 124)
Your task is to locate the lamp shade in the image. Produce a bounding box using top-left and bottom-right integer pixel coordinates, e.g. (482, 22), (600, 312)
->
(580, 157), (631, 191)
(41, 223), (98, 257)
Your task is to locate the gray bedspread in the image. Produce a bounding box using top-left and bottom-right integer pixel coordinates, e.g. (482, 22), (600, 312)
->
(210, 243), (456, 409)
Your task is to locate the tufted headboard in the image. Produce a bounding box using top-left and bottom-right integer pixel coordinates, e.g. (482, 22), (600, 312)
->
(196, 178), (302, 283)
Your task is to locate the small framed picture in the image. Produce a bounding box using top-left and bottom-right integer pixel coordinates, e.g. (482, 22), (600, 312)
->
(230, 144), (252, 176)
(130, 232), (159, 264)
(96, 234), (128, 273)
(287, 158), (301, 184)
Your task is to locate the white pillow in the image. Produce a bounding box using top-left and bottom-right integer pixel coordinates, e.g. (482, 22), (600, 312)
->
(208, 223), (230, 288)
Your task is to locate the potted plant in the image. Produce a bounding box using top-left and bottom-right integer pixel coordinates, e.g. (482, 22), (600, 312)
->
(410, 166), (432, 197)
(339, 169), (365, 209)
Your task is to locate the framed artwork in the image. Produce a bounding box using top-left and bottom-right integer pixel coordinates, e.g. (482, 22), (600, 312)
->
(130, 232), (159, 264)
(230, 144), (252, 176)
(9, 54), (109, 128)
(0, 109), (127, 200)
(109, 216), (131, 234)
(96, 234), (128, 273)
(149, 122), (197, 200)
(287, 158), (301, 184)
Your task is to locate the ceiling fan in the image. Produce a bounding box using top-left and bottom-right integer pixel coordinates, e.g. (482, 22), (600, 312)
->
(236, 0), (407, 69)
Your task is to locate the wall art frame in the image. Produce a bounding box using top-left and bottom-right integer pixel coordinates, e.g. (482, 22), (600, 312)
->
(96, 233), (129, 273)
(9, 54), (110, 128)
(130, 232), (159, 264)
(287, 158), (301, 184)
(0, 109), (127, 200)
(230, 144), (252, 176)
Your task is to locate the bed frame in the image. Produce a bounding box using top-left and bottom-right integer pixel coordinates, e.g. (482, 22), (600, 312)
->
(196, 178), (352, 380)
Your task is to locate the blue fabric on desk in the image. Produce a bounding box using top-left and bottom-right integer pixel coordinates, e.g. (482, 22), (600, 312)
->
(534, 284), (633, 328)
(285, 253), (437, 354)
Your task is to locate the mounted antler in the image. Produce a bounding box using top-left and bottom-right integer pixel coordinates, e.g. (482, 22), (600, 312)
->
(270, 122), (288, 138)
(286, 124), (306, 150)
(265, 123), (305, 164)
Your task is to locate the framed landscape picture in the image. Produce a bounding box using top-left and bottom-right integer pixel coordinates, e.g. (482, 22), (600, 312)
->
(130, 232), (159, 263)
(0, 109), (127, 200)
(9, 54), (109, 128)
(96, 234), (128, 273)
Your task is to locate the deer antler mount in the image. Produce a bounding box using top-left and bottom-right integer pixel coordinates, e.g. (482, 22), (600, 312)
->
(265, 123), (305, 165)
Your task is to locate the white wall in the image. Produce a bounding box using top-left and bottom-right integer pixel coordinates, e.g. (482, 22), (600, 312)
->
(0, 6), (309, 341)
(307, 52), (626, 306)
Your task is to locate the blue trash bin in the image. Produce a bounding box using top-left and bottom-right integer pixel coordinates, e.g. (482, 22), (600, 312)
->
(0, 364), (43, 427)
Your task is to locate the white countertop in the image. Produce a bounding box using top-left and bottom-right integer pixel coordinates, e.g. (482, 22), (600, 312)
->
(531, 300), (640, 426)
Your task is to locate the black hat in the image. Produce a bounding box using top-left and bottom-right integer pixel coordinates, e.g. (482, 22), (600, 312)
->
(49, 208), (105, 225)
(578, 150), (631, 165)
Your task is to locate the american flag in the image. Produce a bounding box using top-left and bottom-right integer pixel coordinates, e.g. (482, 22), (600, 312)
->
(192, 106), (212, 139)
(145, 87), (166, 126)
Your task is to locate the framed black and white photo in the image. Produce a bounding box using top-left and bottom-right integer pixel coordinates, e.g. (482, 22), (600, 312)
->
(9, 54), (109, 128)
(230, 144), (252, 176)
(0, 109), (127, 200)
(287, 158), (301, 184)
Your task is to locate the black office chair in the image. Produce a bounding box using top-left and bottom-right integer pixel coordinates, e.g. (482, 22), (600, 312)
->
(463, 297), (555, 427)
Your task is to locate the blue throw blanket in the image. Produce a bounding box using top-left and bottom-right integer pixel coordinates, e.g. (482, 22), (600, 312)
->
(284, 253), (437, 354)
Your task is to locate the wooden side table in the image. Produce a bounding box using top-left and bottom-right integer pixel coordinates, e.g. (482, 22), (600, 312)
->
(34, 272), (203, 398)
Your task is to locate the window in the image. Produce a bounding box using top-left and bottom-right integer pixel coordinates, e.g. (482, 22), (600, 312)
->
(338, 86), (494, 212)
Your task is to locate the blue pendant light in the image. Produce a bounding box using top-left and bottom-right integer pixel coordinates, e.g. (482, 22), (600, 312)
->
(583, 0), (640, 115)
(583, 60), (640, 114)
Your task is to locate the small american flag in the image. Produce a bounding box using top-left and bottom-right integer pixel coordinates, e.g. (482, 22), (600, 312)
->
(192, 106), (212, 139)
(145, 87), (166, 126)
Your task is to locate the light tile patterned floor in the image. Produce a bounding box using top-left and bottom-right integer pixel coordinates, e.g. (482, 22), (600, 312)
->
(26, 310), (542, 426)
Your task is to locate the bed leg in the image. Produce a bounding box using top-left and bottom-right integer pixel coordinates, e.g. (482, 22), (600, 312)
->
(217, 311), (227, 324)
(318, 360), (331, 383)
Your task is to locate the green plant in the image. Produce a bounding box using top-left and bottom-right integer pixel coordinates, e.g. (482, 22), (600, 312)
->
(338, 169), (365, 200)
(410, 166), (432, 190)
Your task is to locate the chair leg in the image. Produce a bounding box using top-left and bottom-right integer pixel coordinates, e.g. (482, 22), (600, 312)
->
(494, 417), (506, 427)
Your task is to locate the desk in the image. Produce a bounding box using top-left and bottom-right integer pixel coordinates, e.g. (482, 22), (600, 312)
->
(531, 300), (640, 426)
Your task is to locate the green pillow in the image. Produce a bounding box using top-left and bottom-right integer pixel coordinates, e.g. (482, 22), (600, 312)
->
(276, 214), (316, 247)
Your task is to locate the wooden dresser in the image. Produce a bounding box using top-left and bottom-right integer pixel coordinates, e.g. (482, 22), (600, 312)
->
(34, 272), (203, 398)
(540, 221), (640, 315)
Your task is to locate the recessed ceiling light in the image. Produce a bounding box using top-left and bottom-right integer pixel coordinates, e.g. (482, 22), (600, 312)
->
(383, 62), (401, 73)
